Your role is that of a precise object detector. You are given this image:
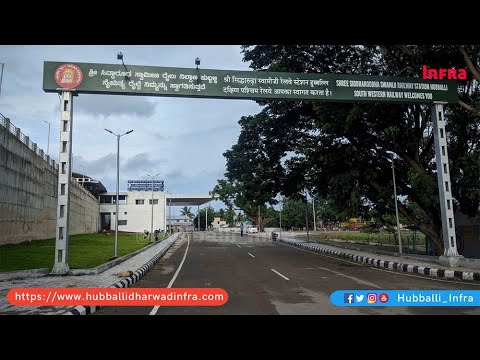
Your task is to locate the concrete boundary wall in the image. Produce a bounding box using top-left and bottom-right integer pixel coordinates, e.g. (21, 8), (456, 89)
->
(0, 116), (100, 245)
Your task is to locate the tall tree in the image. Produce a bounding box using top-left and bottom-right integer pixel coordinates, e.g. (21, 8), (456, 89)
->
(280, 198), (314, 230)
(223, 206), (236, 227)
(235, 211), (247, 225)
(216, 45), (480, 254)
(450, 46), (479, 115)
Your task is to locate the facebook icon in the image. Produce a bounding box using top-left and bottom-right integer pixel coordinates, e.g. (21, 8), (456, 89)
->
(344, 293), (354, 304)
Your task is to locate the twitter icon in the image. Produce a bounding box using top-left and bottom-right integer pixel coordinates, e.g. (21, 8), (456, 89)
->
(356, 295), (364, 303)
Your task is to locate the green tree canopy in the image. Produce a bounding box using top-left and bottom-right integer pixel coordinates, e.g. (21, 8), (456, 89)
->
(215, 45), (480, 254)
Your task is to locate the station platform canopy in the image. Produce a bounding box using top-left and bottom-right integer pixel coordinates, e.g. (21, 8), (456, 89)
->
(166, 193), (219, 206)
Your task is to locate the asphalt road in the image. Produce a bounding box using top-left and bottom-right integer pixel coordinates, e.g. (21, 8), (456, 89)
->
(96, 232), (480, 315)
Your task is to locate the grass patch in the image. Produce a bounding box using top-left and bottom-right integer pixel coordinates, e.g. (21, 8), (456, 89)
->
(0, 232), (167, 272)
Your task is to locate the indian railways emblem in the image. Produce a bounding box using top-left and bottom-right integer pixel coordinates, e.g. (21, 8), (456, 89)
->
(54, 64), (83, 89)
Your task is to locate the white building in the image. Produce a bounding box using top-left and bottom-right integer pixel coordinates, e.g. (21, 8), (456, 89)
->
(212, 217), (227, 229)
(99, 192), (216, 233)
(167, 215), (195, 232)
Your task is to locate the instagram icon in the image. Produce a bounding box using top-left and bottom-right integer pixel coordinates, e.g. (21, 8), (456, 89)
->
(367, 293), (377, 304)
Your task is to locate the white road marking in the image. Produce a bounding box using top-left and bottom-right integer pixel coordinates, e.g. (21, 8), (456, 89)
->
(237, 244), (241, 248)
(271, 268), (290, 281)
(315, 266), (381, 289)
(149, 234), (190, 315)
(248, 253), (255, 258)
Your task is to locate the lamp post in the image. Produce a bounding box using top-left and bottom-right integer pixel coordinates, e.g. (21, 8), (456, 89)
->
(147, 173), (160, 243)
(0, 62), (4, 96)
(391, 154), (403, 254)
(279, 196), (283, 240)
(105, 128), (133, 258)
(304, 190), (310, 242)
(166, 192), (172, 234)
(43, 120), (50, 156)
(312, 194), (316, 232)
(117, 52), (129, 73)
(169, 198), (172, 233)
(148, 174), (160, 241)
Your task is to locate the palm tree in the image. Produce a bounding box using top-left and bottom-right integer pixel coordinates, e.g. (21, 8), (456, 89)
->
(235, 211), (246, 225)
(180, 206), (194, 220)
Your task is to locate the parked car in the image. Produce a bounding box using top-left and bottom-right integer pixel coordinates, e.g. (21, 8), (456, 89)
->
(247, 227), (258, 233)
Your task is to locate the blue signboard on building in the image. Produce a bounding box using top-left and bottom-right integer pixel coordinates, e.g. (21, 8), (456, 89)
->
(127, 180), (164, 191)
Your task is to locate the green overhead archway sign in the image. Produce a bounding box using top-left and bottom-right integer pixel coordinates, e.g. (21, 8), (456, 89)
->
(43, 60), (461, 275)
(43, 61), (459, 104)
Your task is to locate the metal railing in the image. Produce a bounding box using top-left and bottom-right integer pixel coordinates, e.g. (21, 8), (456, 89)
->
(0, 112), (58, 170)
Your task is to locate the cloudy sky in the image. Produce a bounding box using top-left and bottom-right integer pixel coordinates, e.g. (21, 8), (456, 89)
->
(0, 45), (263, 210)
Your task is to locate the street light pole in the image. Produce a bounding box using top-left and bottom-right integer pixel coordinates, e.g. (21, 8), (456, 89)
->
(151, 180), (154, 240)
(163, 194), (166, 233)
(258, 205), (260, 233)
(313, 195), (316, 231)
(0, 62), (4, 96)
(114, 134), (120, 256)
(43, 121), (50, 156)
(147, 173), (160, 243)
(114, 135), (120, 255)
(105, 128), (133, 258)
(391, 155), (403, 254)
(166, 193), (173, 234)
(305, 190), (310, 242)
(279, 197), (282, 240)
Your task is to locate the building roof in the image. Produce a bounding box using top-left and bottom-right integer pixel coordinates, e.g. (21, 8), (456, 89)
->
(166, 193), (219, 206)
(72, 172), (107, 196)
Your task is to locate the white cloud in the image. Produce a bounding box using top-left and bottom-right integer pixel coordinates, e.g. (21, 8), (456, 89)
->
(0, 45), (259, 211)
(75, 94), (156, 117)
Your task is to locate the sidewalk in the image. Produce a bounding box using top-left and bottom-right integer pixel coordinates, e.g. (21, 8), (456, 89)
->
(0, 233), (182, 315)
(256, 232), (480, 282)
